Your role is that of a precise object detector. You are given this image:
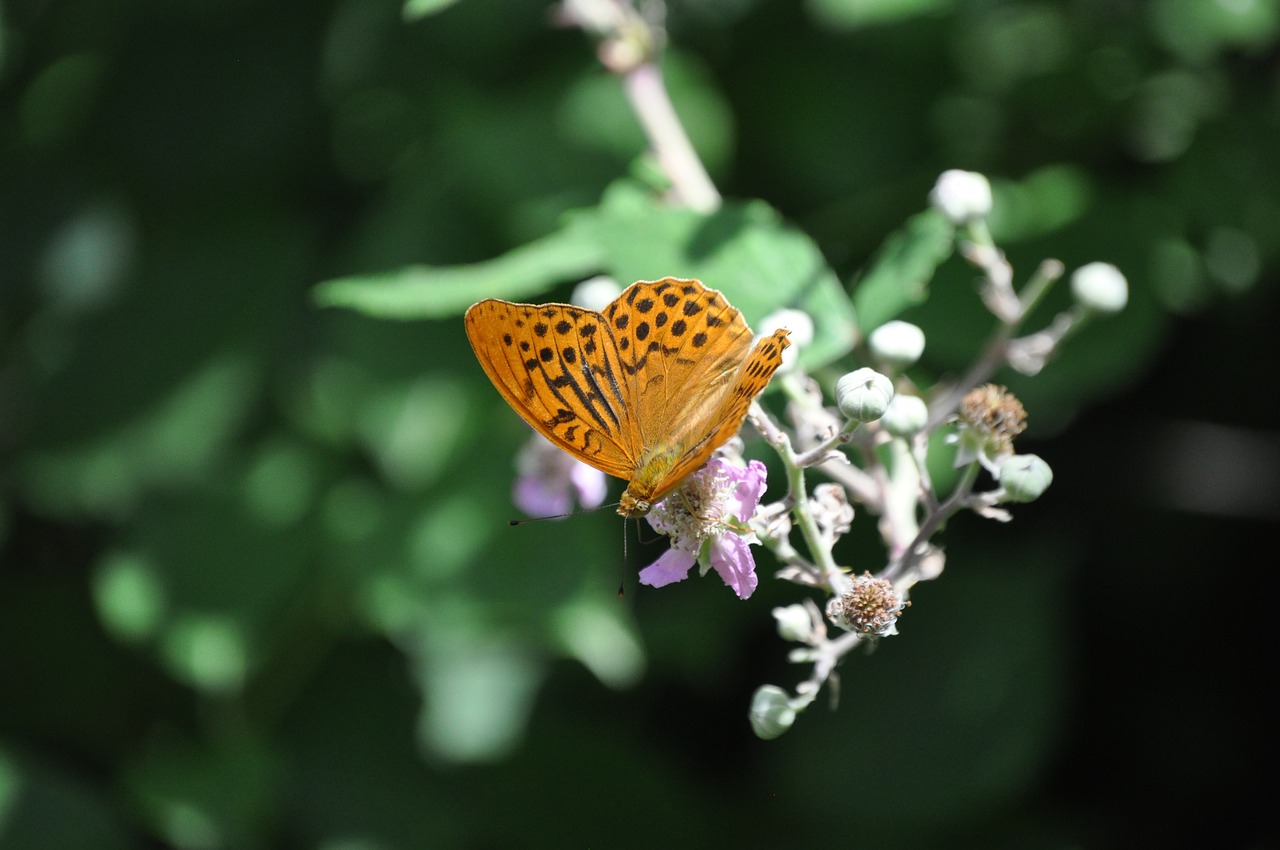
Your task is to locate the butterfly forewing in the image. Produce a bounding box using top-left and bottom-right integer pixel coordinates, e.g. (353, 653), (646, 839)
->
(464, 299), (640, 480)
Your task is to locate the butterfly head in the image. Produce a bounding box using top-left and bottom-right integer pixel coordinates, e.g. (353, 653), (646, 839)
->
(617, 490), (651, 518)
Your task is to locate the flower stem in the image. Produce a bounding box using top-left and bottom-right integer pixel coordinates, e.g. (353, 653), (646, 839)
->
(884, 461), (980, 583)
(622, 61), (721, 212)
(751, 402), (847, 592)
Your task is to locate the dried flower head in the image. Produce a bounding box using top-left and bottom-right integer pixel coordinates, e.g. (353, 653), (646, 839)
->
(959, 384), (1027, 446)
(827, 572), (907, 637)
(951, 384), (1027, 474)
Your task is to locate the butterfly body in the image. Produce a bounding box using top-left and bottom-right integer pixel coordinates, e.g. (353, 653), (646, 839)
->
(620, 444), (689, 517)
(465, 278), (790, 518)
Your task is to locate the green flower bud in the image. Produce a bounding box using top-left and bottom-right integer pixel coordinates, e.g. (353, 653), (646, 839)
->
(771, 604), (812, 642)
(835, 368), (894, 423)
(1070, 262), (1128, 314)
(881, 394), (928, 437)
(929, 169), (992, 224)
(868, 320), (926, 369)
(749, 685), (796, 740)
(999, 453), (1053, 502)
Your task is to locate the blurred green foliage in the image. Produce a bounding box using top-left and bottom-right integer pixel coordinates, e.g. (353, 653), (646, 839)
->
(1, 0), (1275, 848)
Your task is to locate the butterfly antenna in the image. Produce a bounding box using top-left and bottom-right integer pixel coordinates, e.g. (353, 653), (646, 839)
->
(508, 513), (572, 526)
(508, 502), (619, 526)
(616, 516), (633, 597)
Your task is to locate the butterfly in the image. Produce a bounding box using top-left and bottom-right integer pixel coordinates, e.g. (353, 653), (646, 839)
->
(465, 278), (791, 517)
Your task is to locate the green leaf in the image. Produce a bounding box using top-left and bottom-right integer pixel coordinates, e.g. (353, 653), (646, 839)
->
(809, 0), (955, 29)
(402, 0), (462, 21)
(312, 228), (603, 319)
(315, 179), (857, 368)
(578, 181), (857, 368)
(852, 208), (955, 334)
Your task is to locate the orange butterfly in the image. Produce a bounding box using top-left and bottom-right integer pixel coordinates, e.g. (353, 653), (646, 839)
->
(465, 278), (791, 517)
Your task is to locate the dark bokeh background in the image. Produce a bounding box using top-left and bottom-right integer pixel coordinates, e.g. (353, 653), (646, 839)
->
(2, 0), (1277, 848)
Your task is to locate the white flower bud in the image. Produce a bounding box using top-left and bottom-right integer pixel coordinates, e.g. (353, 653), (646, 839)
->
(880, 393), (928, 437)
(758, 308), (813, 372)
(1070, 262), (1128, 313)
(835, 368), (894, 423)
(748, 685), (796, 740)
(929, 169), (993, 224)
(868, 320), (926, 369)
(999, 453), (1053, 502)
(759, 308), (814, 348)
(772, 604), (812, 642)
(571, 276), (622, 312)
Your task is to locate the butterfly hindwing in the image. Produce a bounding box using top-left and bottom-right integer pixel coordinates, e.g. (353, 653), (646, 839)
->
(700, 327), (791, 459)
(650, 327), (790, 497)
(603, 279), (753, 450)
(600, 279), (790, 505)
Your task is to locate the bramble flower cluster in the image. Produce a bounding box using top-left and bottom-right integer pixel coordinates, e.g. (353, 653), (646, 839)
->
(537, 4), (1128, 741)
(738, 170), (1123, 736)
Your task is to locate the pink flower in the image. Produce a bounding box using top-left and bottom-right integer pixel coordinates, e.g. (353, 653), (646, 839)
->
(638, 457), (767, 600)
(512, 434), (607, 517)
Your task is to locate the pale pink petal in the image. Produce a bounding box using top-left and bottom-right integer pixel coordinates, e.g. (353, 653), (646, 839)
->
(512, 434), (607, 517)
(638, 548), (698, 588)
(513, 475), (572, 517)
(728, 460), (768, 520)
(570, 462), (607, 509)
(709, 533), (758, 600)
